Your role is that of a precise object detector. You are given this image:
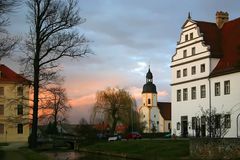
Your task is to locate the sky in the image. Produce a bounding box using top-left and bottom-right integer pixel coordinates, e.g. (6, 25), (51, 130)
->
(3, 0), (240, 123)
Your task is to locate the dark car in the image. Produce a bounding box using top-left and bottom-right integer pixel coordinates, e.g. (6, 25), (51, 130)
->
(126, 132), (142, 139)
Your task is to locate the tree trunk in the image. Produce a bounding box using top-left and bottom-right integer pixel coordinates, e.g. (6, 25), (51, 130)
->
(29, 9), (41, 148)
(30, 59), (40, 148)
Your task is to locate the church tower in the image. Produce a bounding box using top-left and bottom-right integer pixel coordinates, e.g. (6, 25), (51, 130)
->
(140, 67), (160, 133)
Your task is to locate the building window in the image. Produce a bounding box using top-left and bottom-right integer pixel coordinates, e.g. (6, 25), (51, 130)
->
(215, 82), (220, 96)
(177, 70), (181, 78)
(200, 64), (205, 73)
(224, 114), (231, 128)
(148, 98), (151, 104)
(190, 33), (193, 40)
(191, 87), (196, 100)
(185, 34), (188, 41)
(224, 80), (230, 95)
(143, 115), (145, 118)
(215, 115), (221, 129)
(183, 88), (188, 101)
(157, 121), (159, 125)
(183, 50), (187, 58)
(0, 124), (4, 134)
(17, 124), (23, 134)
(17, 86), (23, 96)
(17, 104), (23, 115)
(192, 47), (196, 55)
(177, 122), (180, 130)
(177, 90), (181, 102)
(183, 68), (187, 77)
(168, 123), (171, 130)
(200, 85), (206, 98)
(191, 66), (196, 75)
(192, 117), (196, 130)
(0, 87), (4, 96)
(154, 114), (156, 118)
(0, 105), (4, 115)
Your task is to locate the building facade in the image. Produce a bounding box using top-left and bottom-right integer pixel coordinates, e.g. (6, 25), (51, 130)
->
(139, 68), (171, 133)
(0, 65), (30, 142)
(171, 12), (240, 137)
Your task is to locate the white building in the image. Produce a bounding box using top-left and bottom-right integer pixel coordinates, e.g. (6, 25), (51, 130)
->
(171, 11), (240, 137)
(139, 68), (171, 133)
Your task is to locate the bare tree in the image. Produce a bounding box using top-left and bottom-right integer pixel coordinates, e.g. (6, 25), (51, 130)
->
(93, 88), (135, 134)
(0, 0), (19, 59)
(41, 85), (71, 132)
(23, 0), (90, 148)
(198, 107), (231, 138)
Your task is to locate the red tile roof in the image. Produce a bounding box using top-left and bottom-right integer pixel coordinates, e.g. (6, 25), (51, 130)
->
(211, 18), (240, 76)
(194, 18), (240, 76)
(157, 102), (171, 120)
(0, 64), (30, 84)
(195, 21), (222, 58)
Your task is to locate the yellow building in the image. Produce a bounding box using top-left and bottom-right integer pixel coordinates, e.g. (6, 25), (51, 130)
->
(0, 64), (30, 142)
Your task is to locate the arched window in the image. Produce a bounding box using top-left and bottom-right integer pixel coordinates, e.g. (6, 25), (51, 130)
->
(148, 98), (151, 104)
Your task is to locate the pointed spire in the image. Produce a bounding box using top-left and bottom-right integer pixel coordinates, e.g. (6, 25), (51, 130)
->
(188, 12), (191, 19)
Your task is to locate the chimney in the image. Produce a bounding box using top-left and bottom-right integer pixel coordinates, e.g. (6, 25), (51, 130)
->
(216, 11), (229, 28)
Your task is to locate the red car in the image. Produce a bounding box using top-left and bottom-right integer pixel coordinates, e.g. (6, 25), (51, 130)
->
(126, 132), (142, 139)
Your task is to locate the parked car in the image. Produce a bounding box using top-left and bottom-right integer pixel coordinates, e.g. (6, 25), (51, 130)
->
(108, 134), (122, 141)
(126, 132), (142, 139)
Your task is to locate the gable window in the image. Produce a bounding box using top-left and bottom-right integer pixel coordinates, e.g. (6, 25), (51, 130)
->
(183, 68), (187, 77)
(0, 124), (4, 134)
(190, 33), (193, 40)
(200, 64), (205, 73)
(17, 124), (23, 134)
(17, 104), (23, 115)
(0, 87), (4, 96)
(183, 88), (188, 101)
(17, 86), (23, 96)
(215, 82), (220, 96)
(0, 105), (4, 115)
(192, 47), (196, 55)
(177, 70), (181, 78)
(183, 50), (187, 58)
(177, 90), (181, 102)
(224, 114), (231, 128)
(224, 80), (230, 95)
(191, 66), (196, 75)
(185, 34), (188, 41)
(191, 87), (196, 100)
(200, 85), (206, 98)
(148, 98), (151, 104)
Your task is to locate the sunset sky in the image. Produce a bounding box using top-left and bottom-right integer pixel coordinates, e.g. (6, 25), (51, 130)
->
(3, 0), (240, 123)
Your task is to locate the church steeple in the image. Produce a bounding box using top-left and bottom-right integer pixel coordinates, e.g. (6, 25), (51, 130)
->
(142, 67), (157, 94)
(146, 66), (153, 83)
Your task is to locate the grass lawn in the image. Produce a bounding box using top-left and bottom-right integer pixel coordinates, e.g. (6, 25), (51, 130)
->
(79, 139), (190, 160)
(0, 148), (52, 160)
